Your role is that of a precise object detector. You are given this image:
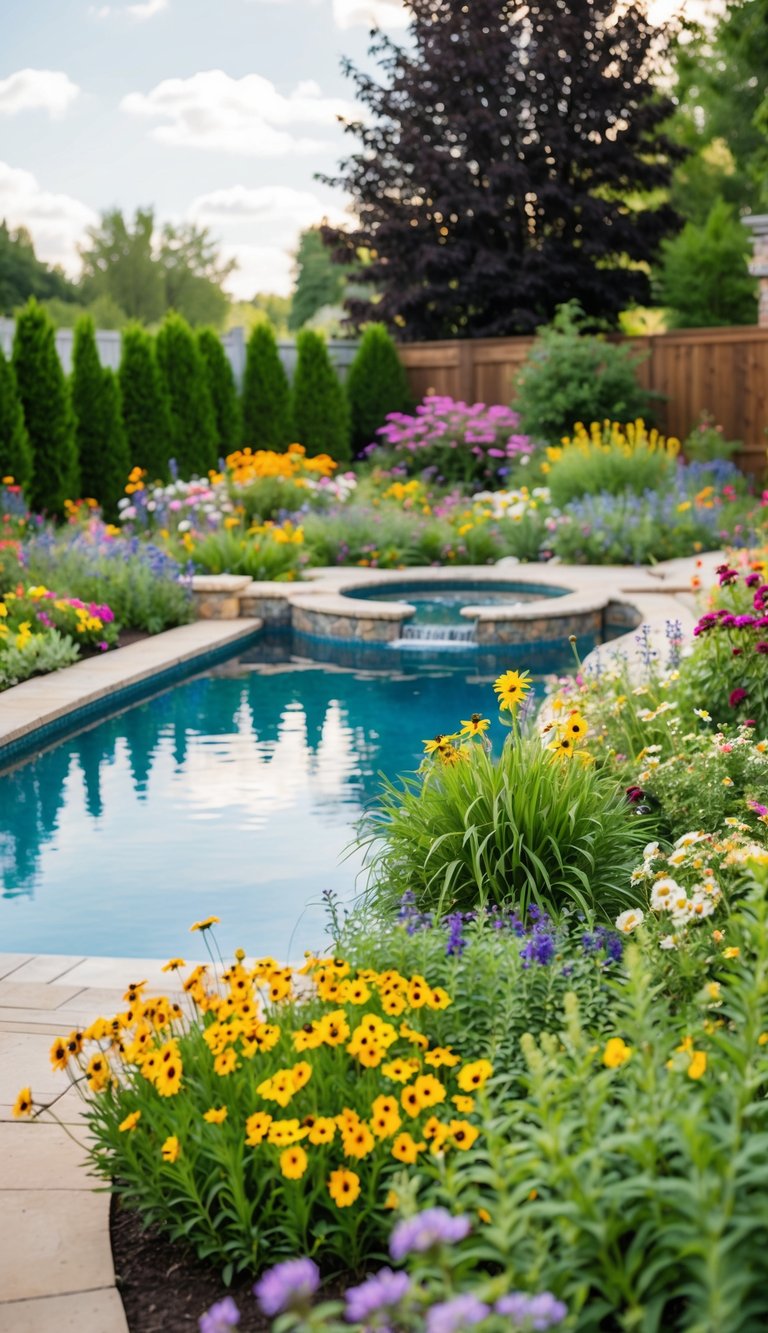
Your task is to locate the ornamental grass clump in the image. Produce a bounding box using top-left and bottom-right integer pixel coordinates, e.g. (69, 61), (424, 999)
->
(22, 931), (490, 1277)
(361, 671), (649, 919)
(544, 418), (679, 506)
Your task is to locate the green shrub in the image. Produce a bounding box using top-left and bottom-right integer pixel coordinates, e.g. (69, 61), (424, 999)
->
(545, 419), (677, 506)
(71, 318), (130, 518)
(188, 527), (304, 581)
(345, 323), (413, 453)
(0, 628), (79, 691)
(12, 299), (79, 515)
(197, 328), (241, 454)
(292, 330), (351, 461)
(360, 682), (649, 919)
(118, 324), (173, 482)
(0, 344), (33, 488)
(657, 200), (758, 329)
(241, 324), (293, 449)
(514, 302), (651, 443)
(155, 312), (218, 478)
(683, 410), (741, 463)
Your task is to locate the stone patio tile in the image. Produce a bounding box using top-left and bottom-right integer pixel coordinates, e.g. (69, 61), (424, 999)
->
(7, 957), (85, 984)
(0, 1020), (65, 1036)
(0, 1188), (114, 1300)
(61, 956), (197, 990)
(0, 1031), (69, 1103)
(0, 982), (85, 1011)
(0, 1121), (92, 1191)
(0, 1288), (127, 1333)
(0, 1087), (91, 1127)
(0, 955), (32, 981)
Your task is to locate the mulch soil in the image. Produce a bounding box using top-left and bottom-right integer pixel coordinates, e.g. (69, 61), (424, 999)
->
(111, 1198), (271, 1332)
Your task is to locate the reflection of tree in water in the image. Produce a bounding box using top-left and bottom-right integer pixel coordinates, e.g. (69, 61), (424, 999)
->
(0, 640), (503, 903)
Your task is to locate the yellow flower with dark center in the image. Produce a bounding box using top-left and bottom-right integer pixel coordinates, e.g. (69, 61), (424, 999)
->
(370, 1095), (401, 1139)
(563, 712), (588, 740)
(449, 1119), (479, 1150)
(155, 1052), (183, 1096)
(413, 1074), (446, 1108)
(66, 1031), (83, 1058)
(161, 958), (186, 972)
(452, 1094), (475, 1113)
(391, 1132), (425, 1164)
(161, 1136), (180, 1163)
(342, 1122), (375, 1160)
(548, 733), (575, 760)
(203, 1106), (228, 1124)
(293, 1022), (323, 1052)
(328, 1168), (360, 1207)
(119, 1110), (142, 1132)
(12, 1087), (33, 1119)
(291, 1061), (312, 1090)
(308, 1116), (337, 1145)
(245, 1111), (272, 1145)
(381, 990), (407, 1016)
(422, 733), (457, 755)
(318, 1010), (350, 1046)
(459, 715), (491, 738)
(280, 1146), (308, 1179)
(406, 976), (429, 1008)
(356, 1043), (386, 1069)
(213, 1049), (239, 1077)
(268, 1118), (308, 1147)
(424, 1047), (459, 1069)
(86, 1054), (110, 1093)
(399, 1022), (429, 1049)
(190, 917), (220, 933)
(457, 1059), (493, 1092)
(602, 1038), (632, 1069)
(494, 669), (532, 713)
(427, 986), (453, 1010)
(382, 1058), (418, 1083)
(400, 1084), (422, 1118)
(49, 1037), (69, 1072)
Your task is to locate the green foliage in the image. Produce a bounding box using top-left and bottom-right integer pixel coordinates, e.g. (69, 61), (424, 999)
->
(289, 228), (351, 332)
(0, 222), (77, 314)
(155, 312), (218, 478)
(189, 528), (303, 581)
(683, 411), (741, 463)
(197, 329), (241, 454)
(158, 221), (235, 328)
(0, 628), (79, 691)
(241, 323), (293, 449)
(71, 318), (130, 518)
(361, 722), (649, 920)
(345, 324), (413, 453)
(546, 431), (675, 509)
(0, 345), (33, 487)
(657, 200), (757, 328)
(118, 324), (173, 482)
(514, 303), (652, 443)
(12, 299), (79, 515)
(292, 330), (351, 461)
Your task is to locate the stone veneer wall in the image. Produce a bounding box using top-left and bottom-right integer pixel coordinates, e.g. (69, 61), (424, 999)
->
(291, 606), (403, 643)
(473, 608), (603, 646)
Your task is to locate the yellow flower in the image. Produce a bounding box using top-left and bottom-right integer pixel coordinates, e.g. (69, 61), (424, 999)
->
(459, 715), (491, 738)
(162, 958), (186, 972)
(245, 1111), (273, 1145)
(190, 916), (220, 932)
(493, 669), (532, 713)
(328, 1167), (361, 1207)
(49, 1037), (69, 1072)
(391, 1132), (426, 1164)
(413, 1074), (446, 1108)
(452, 1094), (475, 1113)
(214, 1049), (239, 1077)
(385, 1189), (400, 1209)
(280, 1146), (308, 1180)
(424, 1047), (460, 1068)
(370, 1095), (402, 1139)
(423, 734), (458, 755)
(86, 1053), (110, 1093)
(119, 1110), (141, 1132)
(449, 1119), (479, 1150)
(602, 1038), (632, 1069)
(12, 1087), (33, 1119)
(161, 1136), (180, 1163)
(400, 1084), (423, 1117)
(426, 986), (452, 1011)
(478, 1207), (491, 1224)
(203, 1106), (228, 1124)
(382, 1058), (417, 1083)
(342, 1122), (376, 1159)
(687, 1050), (707, 1080)
(291, 1061), (312, 1090)
(307, 1116), (337, 1145)
(268, 1118), (308, 1147)
(723, 947), (740, 959)
(457, 1059), (493, 1092)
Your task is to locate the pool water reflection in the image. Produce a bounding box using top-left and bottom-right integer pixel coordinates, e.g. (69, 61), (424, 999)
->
(0, 632), (560, 960)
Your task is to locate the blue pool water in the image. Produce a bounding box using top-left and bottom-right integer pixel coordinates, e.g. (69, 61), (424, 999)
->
(0, 631), (579, 961)
(346, 580), (567, 627)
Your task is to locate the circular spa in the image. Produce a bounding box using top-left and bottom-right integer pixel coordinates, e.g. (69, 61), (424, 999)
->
(344, 578), (569, 644)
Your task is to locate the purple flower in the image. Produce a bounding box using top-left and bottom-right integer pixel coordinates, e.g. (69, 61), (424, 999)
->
(254, 1259), (320, 1316)
(199, 1296), (240, 1333)
(496, 1291), (567, 1329)
(345, 1268), (411, 1323)
(389, 1209), (471, 1261)
(425, 1294), (490, 1333)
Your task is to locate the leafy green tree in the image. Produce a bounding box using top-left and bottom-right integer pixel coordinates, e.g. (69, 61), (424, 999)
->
(288, 228), (350, 332)
(71, 317), (130, 516)
(656, 200), (757, 328)
(345, 323), (413, 452)
(118, 325), (173, 481)
(197, 329), (240, 454)
(80, 209), (166, 324)
(0, 344), (33, 488)
(241, 323), (293, 449)
(155, 312), (218, 477)
(0, 222), (77, 315)
(292, 329), (351, 460)
(158, 223), (236, 328)
(12, 299), (79, 514)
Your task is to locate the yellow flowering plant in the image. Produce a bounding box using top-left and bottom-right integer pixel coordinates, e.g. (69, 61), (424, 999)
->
(30, 933), (488, 1278)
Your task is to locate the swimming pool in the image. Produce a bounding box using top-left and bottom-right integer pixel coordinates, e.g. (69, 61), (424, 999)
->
(0, 631), (567, 961)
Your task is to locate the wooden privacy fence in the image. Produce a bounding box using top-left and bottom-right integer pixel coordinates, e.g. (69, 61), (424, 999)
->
(397, 325), (768, 479)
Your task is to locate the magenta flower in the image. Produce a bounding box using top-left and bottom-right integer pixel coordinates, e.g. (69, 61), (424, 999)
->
(729, 687), (748, 707)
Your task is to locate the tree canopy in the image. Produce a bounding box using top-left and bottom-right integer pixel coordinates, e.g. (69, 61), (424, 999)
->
(288, 228), (351, 332)
(0, 222), (77, 316)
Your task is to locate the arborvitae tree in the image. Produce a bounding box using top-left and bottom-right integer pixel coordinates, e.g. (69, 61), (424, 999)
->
(197, 328), (241, 454)
(0, 345), (33, 488)
(292, 330), (351, 461)
(12, 299), (79, 514)
(71, 319), (131, 517)
(155, 312), (218, 477)
(322, 0), (683, 338)
(241, 323), (293, 449)
(118, 324), (173, 482)
(656, 200), (758, 328)
(345, 323), (413, 452)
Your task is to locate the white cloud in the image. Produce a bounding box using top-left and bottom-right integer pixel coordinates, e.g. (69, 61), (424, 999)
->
(332, 0), (409, 29)
(0, 69), (80, 119)
(0, 161), (98, 274)
(120, 69), (356, 156)
(188, 183), (348, 229)
(126, 0), (168, 17)
(219, 242), (295, 298)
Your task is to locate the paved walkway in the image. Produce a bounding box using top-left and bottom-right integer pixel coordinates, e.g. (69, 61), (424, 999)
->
(0, 952), (191, 1332)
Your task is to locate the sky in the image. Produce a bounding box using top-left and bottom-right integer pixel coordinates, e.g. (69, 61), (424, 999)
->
(1, 0), (687, 299)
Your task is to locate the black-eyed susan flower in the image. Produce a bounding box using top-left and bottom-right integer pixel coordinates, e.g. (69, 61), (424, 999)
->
(66, 1030), (84, 1058)
(190, 916), (220, 933)
(424, 1047), (460, 1068)
(342, 1122), (375, 1160)
(12, 1087), (33, 1119)
(280, 1146), (308, 1180)
(203, 1106), (228, 1124)
(413, 1074), (446, 1108)
(459, 714), (491, 738)
(457, 1059), (493, 1092)
(245, 1111), (272, 1145)
(119, 1110), (141, 1132)
(328, 1168), (360, 1207)
(449, 1119), (479, 1150)
(268, 1118), (308, 1147)
(49, 1037), (68, 1072)
(161, 958), (186, 972)
(493, 669), (532, 712)
(452, 1094), (475, 1113)
(391, 1132), (425, 1164)
(86, 1054), (110, 1093)
(213, 1049), (239, 1077)
(161, 1135), (180, 1163)
(370, 1095), (401, 1139)
(290, 1061), (312, 1091)
(422, 733), (457, 755)
(155, 1051), (183, 1097)
(382, 1057), (417, 1083)
(307, 1117), (336, 1146)
(400, 1084), (422, 1118)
